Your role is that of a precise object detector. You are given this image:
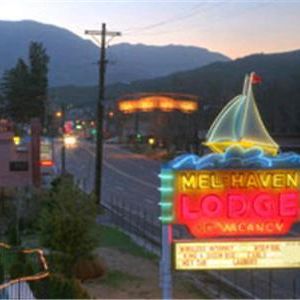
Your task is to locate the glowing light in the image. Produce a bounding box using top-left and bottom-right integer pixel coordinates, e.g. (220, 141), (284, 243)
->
(205, 73), (279, 156)
(159, 169), (175, 224)
(174, 240), (300, 270)
(0, 242), (49, 290)
(177, 101), (198, 113)
(148, 137), (155, 145)
(158, 187), (173, 193)
(159, 202), (173, 208)
(159, 216), (174, 222)
(158, 173), (174, 180)
(118, 96), (198, 113)
(40, 160), (54, 167)
(55, 111), (62, 118)
(64, 135), (77, 146)
(13, 136), (21, 145)
(173, 170), (300, 238)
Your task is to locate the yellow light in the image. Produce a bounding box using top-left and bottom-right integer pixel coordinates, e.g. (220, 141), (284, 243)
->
(148, 137), (155, 145)
(118, 96), (198, 114)
(13, 136), (21, 145)
(158, 97), (176, 112)
(177, 100), (198, 113)
(64, 135), (77, 146)
(55, 111), (62, 118)
(118, 101), (137, 113)
(174, 240), (300, 270)
(138, 97), (156, 112)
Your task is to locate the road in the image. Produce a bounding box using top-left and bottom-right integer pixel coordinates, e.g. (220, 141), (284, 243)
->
(54, 140), (161, 216)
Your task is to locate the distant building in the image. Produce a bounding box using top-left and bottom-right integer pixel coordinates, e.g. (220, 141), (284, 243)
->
(0, 119), (42, 190)
(0, 131), (32, 188)
(116, 93), (199, 150)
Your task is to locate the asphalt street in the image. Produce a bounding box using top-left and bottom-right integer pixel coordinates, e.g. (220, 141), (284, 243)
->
(54, 140), (161, 215)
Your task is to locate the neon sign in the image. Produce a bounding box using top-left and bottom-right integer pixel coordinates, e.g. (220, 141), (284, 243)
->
(159, 169), (300, 238)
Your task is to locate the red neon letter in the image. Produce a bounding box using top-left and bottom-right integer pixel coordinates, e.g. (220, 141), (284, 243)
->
(253, 193), (274, 217)
(279, 192), (298, 217)
(228, 193), (247, 218)
(201, 195), (222, 217)
(180, 194), (199, 220)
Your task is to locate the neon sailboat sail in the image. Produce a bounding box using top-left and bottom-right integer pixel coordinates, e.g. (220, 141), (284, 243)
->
(204, 72), (279, 156)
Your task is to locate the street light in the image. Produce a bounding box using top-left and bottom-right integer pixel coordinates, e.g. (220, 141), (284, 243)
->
(55, 111), (62, 118)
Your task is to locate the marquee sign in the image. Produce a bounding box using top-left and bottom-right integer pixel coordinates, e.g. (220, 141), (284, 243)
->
(174, 240), (300, 270)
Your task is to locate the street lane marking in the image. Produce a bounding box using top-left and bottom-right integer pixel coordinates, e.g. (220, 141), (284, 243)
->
(82, 144), (157, 189)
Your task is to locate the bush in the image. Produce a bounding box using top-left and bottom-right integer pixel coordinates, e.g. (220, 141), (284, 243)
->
(73, 255), (106, 281)
(38, 177), (98, 277)
(30, 274), (90, 299)
(9, 252), (27, 279)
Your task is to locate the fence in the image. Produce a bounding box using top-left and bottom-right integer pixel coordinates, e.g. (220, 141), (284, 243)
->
(101, 192), (300, 299)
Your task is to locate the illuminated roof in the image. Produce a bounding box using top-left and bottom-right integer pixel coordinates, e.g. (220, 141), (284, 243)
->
(117, 93), (198, 114)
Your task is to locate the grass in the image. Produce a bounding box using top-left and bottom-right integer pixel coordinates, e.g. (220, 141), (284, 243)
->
(95, 225), (157, 260)
(100, 270), (141, 288)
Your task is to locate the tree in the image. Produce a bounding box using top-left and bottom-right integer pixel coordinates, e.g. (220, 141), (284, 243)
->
(38, 177), (98, 277)
(1, 59), (31, 123)
(28, 42), (50, 125)
(0, 42), (49, 124)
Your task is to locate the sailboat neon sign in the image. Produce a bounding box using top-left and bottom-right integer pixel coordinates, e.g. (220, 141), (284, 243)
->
(204, 72), (279, 156)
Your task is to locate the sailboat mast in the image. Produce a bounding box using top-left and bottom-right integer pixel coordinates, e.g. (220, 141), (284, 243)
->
(242, 74), (250, 95)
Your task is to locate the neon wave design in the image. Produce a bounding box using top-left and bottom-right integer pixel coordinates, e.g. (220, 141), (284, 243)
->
(165, 146), (300, 170)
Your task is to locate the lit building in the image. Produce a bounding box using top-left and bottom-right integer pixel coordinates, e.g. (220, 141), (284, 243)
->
(117, 93), (199, 151)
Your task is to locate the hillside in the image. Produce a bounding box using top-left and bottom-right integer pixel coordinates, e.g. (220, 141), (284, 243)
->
(50, 49), (300, 133)
(0, 20), (229, 86)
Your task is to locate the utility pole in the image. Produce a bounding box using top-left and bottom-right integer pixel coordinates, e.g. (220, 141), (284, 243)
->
(85, 24), (121, 206)
(61, 103), (66, 174)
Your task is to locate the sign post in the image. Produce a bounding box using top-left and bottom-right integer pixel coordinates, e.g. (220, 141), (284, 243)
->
(160, 224), (172, 300)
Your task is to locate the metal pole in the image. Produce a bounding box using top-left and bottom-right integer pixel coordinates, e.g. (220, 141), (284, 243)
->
(268, 270), (273, 299)
(61, 103), (66, 174)
(160, 224), (172, 300)
(84, 25), (121, 206)
(135, 112), (139, 136)
(94, 23), (106, 206)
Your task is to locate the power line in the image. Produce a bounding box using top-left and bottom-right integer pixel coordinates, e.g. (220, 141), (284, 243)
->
(123, 3), (210, 34)
(122, 1), (272, 38)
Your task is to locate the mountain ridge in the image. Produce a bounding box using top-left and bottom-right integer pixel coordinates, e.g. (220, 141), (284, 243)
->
(0, 20), (230, 86)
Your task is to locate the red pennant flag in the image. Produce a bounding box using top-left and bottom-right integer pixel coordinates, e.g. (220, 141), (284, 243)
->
(251, 73), (262, 84)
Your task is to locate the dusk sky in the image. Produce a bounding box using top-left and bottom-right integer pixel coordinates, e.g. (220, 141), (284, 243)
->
(1, 0), (300, 58)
